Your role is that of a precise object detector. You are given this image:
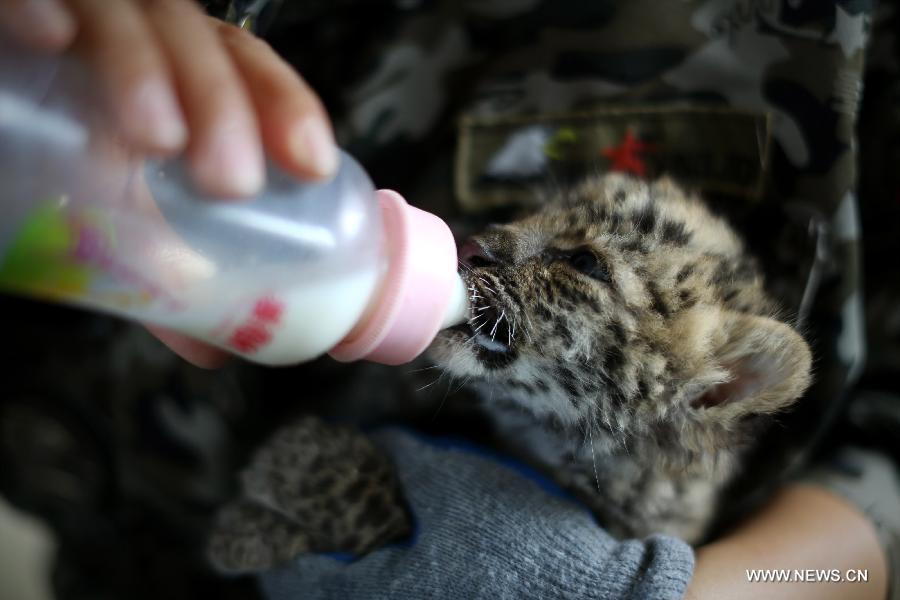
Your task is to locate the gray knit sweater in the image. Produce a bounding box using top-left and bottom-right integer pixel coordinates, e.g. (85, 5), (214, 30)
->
(260, 429), (695, 599)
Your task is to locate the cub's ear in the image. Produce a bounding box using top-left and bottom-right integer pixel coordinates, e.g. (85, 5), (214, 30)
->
(687, 311), (812, 422)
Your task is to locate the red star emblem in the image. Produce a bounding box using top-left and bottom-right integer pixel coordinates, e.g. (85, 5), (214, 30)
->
(602, 131), (655, 176)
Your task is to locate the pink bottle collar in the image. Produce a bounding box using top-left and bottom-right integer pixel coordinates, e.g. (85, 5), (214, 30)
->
(328, 189), (460, 365)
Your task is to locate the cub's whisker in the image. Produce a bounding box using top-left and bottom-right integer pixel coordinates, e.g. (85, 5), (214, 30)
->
(405, 364), (441, 374)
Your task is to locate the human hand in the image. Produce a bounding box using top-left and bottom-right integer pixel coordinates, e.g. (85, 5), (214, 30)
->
(687, 464), (893, 600)
(0, 0), (338, 367)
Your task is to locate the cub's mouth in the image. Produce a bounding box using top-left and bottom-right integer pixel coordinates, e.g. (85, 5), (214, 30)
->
(449, 276), (518, 369)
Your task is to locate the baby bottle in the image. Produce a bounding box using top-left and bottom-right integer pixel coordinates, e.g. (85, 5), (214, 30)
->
(0, 37), (468, 366)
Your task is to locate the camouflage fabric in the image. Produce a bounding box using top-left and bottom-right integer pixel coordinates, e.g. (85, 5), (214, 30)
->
(1, 0), (898, 597)
(268, 0), (885, 523)
(852, 0), (900, 463)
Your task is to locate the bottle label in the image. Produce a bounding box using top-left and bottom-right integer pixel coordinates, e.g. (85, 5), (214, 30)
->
(223, 296), (285, 354)
(0, 198), (183, 311)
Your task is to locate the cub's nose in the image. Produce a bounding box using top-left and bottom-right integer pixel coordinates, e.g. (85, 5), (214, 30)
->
(458, 238), (497, 269)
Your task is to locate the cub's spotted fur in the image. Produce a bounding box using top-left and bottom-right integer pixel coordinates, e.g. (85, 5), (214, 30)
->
(208, 174), (811, 572)
(430, 174), (811, 541)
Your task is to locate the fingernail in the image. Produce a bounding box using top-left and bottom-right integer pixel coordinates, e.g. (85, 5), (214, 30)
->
(131, 79), (187, 149)
(20, 0), (76, 44)
(198, 125), (265, 197)
(290, 118), (338, 178)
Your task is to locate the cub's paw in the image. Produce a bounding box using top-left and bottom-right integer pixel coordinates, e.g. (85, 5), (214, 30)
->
(207, 417), (410, 574)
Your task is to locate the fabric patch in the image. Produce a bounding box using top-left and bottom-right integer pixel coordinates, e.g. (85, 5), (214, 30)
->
(455, 105), (771, 212)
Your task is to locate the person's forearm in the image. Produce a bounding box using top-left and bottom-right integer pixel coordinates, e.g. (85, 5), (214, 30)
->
(685, 484), (888, 600)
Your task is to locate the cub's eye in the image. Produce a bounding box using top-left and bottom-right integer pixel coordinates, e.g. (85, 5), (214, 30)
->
(567, 249), (611, 283)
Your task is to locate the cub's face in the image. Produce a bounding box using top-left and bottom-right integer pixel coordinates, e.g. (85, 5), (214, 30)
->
(429, 175), (811, 460)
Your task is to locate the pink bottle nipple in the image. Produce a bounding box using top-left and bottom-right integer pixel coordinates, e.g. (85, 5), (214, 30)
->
(328, 190), (463, 365)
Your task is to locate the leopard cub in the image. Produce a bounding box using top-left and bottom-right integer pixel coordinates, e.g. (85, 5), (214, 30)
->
(429, 173), (812, 542)
(208, 174), (811, 572)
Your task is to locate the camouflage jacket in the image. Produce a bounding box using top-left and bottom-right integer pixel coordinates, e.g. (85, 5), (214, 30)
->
(257, 0), (898, 517)
(2, 1), (898, 598)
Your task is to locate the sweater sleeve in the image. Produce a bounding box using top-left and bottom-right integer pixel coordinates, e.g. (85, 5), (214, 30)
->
(260, 429), (695, 600)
